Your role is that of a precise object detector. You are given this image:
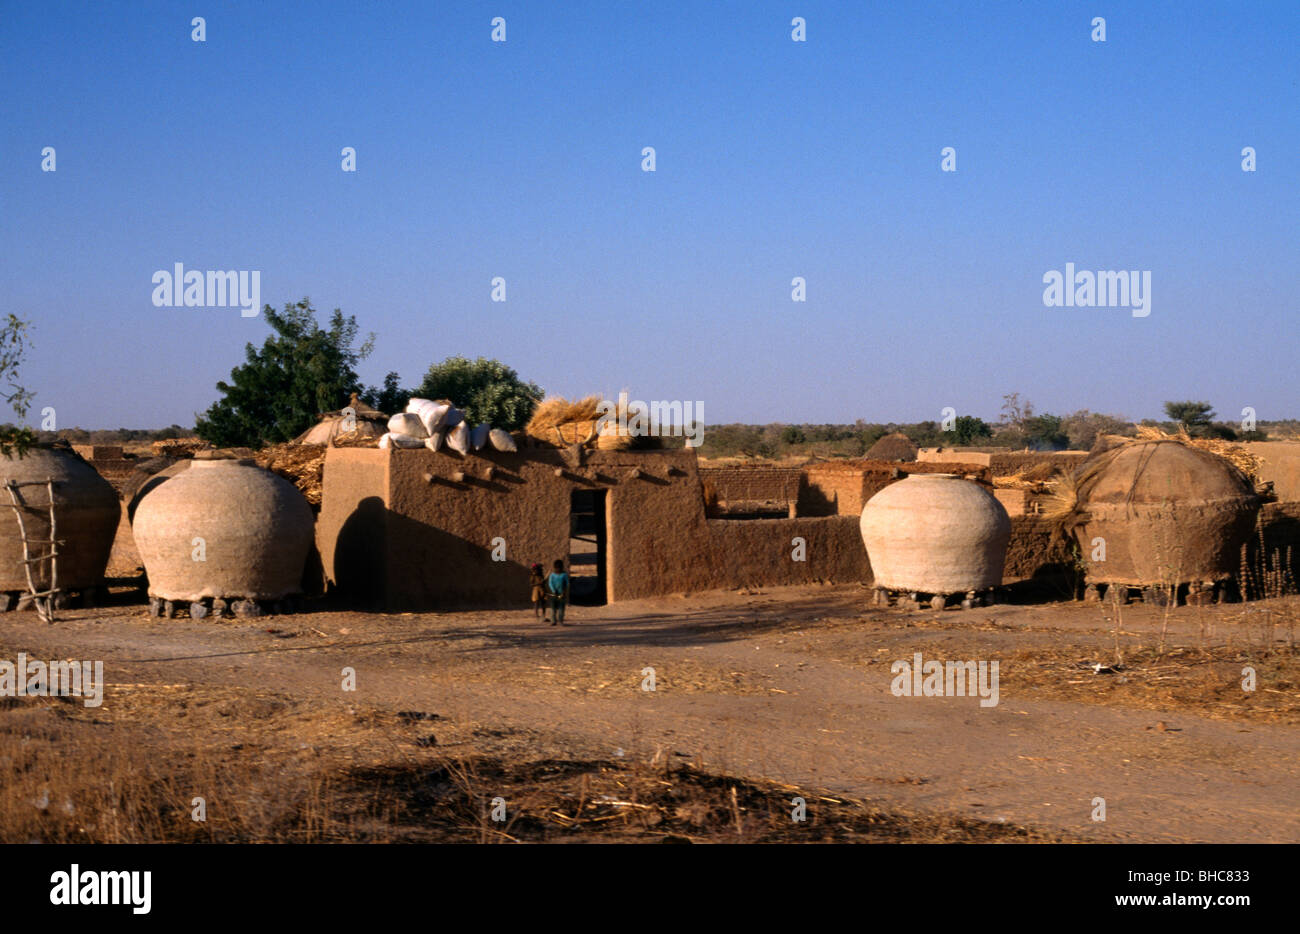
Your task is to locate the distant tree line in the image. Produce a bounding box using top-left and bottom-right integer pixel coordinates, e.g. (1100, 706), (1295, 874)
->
(695, 396), (1273, 459)
(26, 424), (193, 445)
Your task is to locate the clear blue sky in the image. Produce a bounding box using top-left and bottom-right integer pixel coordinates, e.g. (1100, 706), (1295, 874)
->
(1, 1), (1296, 429)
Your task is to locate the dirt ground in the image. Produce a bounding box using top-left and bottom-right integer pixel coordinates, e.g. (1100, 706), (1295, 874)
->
(1, 583), (1297, 843)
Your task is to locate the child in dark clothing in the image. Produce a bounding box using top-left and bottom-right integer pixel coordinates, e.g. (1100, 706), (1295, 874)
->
(547, 559), (570, 626)
(529, 563), (548, 622)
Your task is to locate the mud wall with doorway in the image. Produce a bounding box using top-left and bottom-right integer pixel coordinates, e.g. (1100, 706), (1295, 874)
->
(320, 447), (723, 610)
(317, 446), (884, 609)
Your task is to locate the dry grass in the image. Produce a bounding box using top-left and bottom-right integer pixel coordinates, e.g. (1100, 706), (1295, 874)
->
(524, 395), (667, 450)
(992, 462), (1061, 490)
(254, 443), (327, 505)
(524, 395), (604, 447)
(526, 395), (603, 433)
(0, 682), (1066, 843)
(844, 600), (1300, 725)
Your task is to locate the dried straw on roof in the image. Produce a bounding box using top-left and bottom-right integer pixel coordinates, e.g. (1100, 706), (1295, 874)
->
(1132, 425), (1261, 480)
(255, 443), (327, 506)
(524, 395), (663, 449)
(527, 395), (603, 433)
(524, 395), (603, 447)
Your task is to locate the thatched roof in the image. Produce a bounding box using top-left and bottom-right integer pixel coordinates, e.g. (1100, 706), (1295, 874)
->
(294, 418), (384, 446)
(866, 432), (919, 462)
(292, 393), (388, 445)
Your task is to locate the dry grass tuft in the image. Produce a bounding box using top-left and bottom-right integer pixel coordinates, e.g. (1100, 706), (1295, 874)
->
(255, 443), (327, 505)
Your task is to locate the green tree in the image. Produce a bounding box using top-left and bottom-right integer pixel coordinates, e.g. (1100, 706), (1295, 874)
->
(1163, 400), (1215, 434)
(780, 425), (806, 445)
(0, 315), (36, 456)
(195, 298), (374, 448)
(361, 371), (411, 415)
(949, 415), (992, 445)
(1062, 410), (1131, 450)
(1023, 413), (1069, 450)
(413, 356), (542, 431)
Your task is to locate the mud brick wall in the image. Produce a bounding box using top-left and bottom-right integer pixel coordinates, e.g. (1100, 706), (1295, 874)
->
(1002, 517), (1075, 582)
(798, 461), (991, 517)
(72, 444), (124, 461)
(71, 446), (140, 497)
(316, 447), (876, 610)
(919, 448), (1088, 477)
(797, 468), (880, 517)
(917, 448), (995, 466)
(706, 516), (869, 590)
(988, 451), (1088, 476)
(698, 466), (802, 505)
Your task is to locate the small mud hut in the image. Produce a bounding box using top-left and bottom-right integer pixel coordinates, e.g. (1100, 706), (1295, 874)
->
(293, 394), (387, 446)
(866, 432), (919, 462)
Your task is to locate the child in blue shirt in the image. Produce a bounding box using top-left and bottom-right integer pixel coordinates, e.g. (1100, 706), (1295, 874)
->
(547, 559), (570, 626)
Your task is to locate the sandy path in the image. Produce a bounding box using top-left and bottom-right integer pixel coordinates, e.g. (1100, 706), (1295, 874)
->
(4, 585), (1298, 843)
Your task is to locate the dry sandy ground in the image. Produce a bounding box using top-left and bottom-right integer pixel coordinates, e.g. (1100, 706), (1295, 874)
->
(2, 583), (1297, 843)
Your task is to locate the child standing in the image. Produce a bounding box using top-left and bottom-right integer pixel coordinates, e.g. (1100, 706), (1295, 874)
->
(529, 563), (548, 622)
(547, 559), (570, 626)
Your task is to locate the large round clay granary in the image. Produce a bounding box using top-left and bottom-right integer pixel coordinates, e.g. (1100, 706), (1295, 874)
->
(0, 445), (119, 593)
(859, 473), (1011, 596)
(132, 458), (314, 603)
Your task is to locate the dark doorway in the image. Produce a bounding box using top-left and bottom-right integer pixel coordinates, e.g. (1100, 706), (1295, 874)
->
(568, 489), (607, 605)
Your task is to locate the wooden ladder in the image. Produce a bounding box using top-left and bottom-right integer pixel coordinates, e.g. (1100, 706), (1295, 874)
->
(3, 479), (60, 624)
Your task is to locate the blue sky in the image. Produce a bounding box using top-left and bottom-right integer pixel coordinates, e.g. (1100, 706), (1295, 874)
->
(1, 1), (1296, 429)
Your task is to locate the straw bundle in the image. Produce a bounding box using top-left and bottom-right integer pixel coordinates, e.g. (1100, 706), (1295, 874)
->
(255, 442), (327, 505)
(991, 461), (1060, 491)
(524, 395), (601, 447)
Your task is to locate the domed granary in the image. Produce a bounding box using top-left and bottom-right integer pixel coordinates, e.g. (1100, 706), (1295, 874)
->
(0, 445), (120, 608)
(132, 458), (314, 617)
(1065, 440), (1261, 602)
(860, 474), (1011, 609)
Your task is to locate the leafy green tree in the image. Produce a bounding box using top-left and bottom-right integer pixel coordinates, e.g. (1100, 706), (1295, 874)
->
(1163, 400), (1215, 434)
(949, 415), (992, 446)
(905, 420), (943, 447)
(1023, 413), (1069, 450)
(195, 298), (374, 448)
(362, 371), (411, 415)
(780, 425), (806, 445)
(0, 315), (36, 456)
(413, 356), (542, 431)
